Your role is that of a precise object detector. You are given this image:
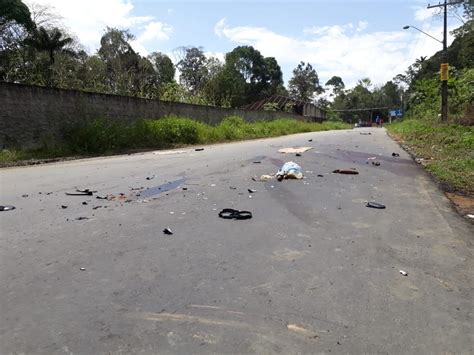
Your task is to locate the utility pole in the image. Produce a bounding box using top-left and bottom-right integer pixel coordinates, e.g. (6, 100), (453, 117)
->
(427, 0), (464, 121)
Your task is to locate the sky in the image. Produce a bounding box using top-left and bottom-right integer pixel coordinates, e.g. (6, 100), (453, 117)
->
(27, 0), (465, 88)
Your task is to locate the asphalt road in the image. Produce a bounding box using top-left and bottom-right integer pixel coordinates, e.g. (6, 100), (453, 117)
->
(1, 128), (472, 354)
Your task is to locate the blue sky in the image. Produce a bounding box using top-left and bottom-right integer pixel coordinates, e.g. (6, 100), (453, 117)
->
(30, 0), (464, 88)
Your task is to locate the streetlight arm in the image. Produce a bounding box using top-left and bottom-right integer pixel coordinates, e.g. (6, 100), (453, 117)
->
(403, 25), (443, 44)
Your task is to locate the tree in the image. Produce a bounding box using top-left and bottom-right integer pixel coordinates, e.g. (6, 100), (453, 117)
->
(288, 61), (323, 102)
(98, 28), (141, 95)
(325, 76), (345, 96)
(177, 46), (208, 94)
(0, 0), (34, 32)
(148, 52), (175, 86)
(24, 26), (74, 86)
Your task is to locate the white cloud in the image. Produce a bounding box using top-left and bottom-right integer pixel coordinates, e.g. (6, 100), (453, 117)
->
(413, 6), (437, 21)
(214, 17), (454, 88)
(27, 0), (172, 54)
(167, 8), (174, 14)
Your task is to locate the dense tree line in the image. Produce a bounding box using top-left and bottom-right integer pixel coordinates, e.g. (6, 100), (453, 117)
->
(1, 0), (471, 120)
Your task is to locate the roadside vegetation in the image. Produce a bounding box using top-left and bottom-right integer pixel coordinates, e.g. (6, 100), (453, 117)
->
(0, 117), (349, 164)
(387, 66), (474, 194)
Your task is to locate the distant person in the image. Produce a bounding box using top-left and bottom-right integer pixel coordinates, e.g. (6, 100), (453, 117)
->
(375, 115), (380, 127)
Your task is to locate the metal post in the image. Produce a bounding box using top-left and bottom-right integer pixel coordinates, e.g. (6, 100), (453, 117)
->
(441, 0), (448, 121)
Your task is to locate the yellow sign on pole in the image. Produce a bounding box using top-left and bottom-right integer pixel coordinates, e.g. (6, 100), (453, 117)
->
(440, 63), (449, 81)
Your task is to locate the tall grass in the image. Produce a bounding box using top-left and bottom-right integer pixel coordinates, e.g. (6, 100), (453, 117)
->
(388, 118), (474, 193)
(0, 116), (350, 163)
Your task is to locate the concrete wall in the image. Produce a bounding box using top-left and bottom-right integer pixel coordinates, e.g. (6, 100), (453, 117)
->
(0, 82), (307, 148)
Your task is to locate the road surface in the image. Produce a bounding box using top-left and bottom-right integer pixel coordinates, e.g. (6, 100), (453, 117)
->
(1, 128), (472, 354)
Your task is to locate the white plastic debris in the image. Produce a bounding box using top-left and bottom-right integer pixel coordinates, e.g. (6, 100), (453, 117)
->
(399, 270), (408, 276)
(276, 161), (303, 180)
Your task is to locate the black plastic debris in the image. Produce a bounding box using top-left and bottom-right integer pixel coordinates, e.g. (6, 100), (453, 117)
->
(66, 190), (93, 196)
(0, 205), (16, 212)
(163, 228), (173, 235)
(21, 194), (28, 198)
(360, 132), (372, 135)
(182, 187), (188, 191)
(253, 161), (261, 164)
(61, 205), (68, 209)
(76, 216), (89, 220)
(248, 189), (257, 193)
(392, 152), (400, 157)
(218, 208), (252, 220)
(333, 169), (359, 175)
(96, 195), (108, 200)
(372, 161), (381, 166)
(365, 201), (386, 209)
(317, 174), (324, 177)
(195, 148), (205, 151)
(92, 206), (103, 210)
(229, 186), (237, 190)
(295, 153), (302, 157)
(82, 201), (88, 205)
(146, 176), (154, 180)
(308, 139), (313, 142)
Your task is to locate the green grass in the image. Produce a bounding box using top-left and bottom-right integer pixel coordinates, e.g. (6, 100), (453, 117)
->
(0, 116), (350, 164)
(387, 118), (474, 194)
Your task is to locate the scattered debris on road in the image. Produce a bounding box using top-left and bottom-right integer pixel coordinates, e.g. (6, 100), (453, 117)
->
(96, 195), (108, 200)
(163, 228), (173, 235)
(295, 153), (302, 157)
(66, 190), (94, 196)
(365, 201), (386, 209)
(195, 148), (205, 151)
(333, 169), (359, 175)
(276, 161), (303, 181)
(82, 201), (88, 205)
(372, 161), (381, 166)
(308, 139), (313, 142)
(146, 175), (155, 180)
(278, 147), (312, 154)
(248, 189), (257, 193)
(0, 205), (16, 212)
(75, 216), (89, 220)
(80, 267), (86, 271)
(21, 194), (28, 198)
(392, 152), (400, 157)
(61, 205), (68, 209)
(360, 132), (372, 135)
(260, 174), (274, 181)
(317, 174), (324, 177)
(253, 161), (261, 164)
(399, 270), (408, 276)
(218, 208), (253, 220)
(466, 214), (474, 219)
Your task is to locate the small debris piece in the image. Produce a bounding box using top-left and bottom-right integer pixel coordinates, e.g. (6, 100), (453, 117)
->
(295, 153), (302, 157)
(75, 216), (89, 220)
(21, 194), (28, 198)
(308, 139), (313, 142)
(92, 206), (103, 210)
(66, 189), (93, 196)
(61, 205), (68, 209)
(260, 175), (274, 181)
(218, 208), (252, 220)
(392, 152), (400, 157)
(195, 148), (205, 151)
(80, 267), (86, 271)
(372, 161), (381, 166)
(248, 189), (257, 193)
(277, 161), (303, 180)
(333, 169), (359, 175)
(0, 205), (16, 212)
(359, 132), (372, 135)
(278, 147), (312, 154)
(399, 270), (408, 276)
(182, 187), (188, 191)
(317, 174), (324, 177)
(146, 176), (154, 180)
(466, 214), (474, 219)
(210, 184), (216, 187)
(365, 201), (386, 209)
(229, 186), (237, 190)
(96, 195), (108, 200)
(163, 228), (173, 235)
(82, 201), (88, 205)
(253, 161), (261, 164)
